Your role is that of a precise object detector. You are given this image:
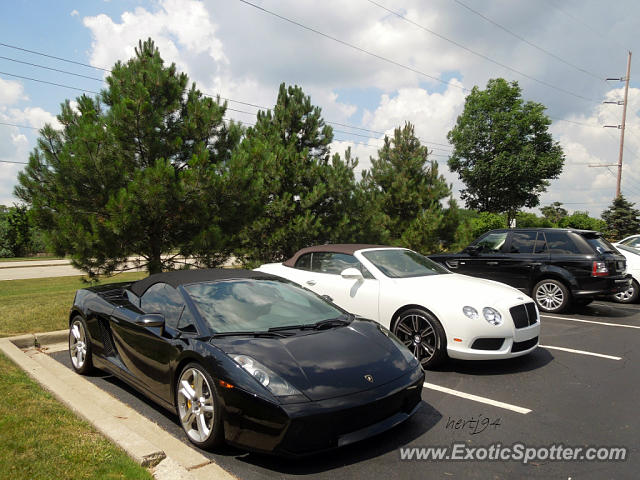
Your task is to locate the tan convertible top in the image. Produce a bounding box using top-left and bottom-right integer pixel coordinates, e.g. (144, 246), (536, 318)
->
(282, 244), (391, 267)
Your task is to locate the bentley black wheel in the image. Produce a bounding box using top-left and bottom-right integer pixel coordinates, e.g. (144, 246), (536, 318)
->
(393, 308), (447, 368)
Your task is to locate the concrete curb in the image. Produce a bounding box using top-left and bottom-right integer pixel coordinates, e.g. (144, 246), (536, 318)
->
(9, 329), (68, 348)
(0, 334), (237, 480)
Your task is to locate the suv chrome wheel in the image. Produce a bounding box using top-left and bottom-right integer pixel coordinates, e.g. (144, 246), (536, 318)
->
(613, 280), (639, 304)
(534, 279), (570, 313)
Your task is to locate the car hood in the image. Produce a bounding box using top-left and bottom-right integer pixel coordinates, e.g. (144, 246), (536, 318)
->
(389, 273), (529, 306)
(212, 319), (414, 401)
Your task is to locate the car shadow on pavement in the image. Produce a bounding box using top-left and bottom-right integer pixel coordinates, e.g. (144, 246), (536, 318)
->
(428, 347), (553, 376)
(571, 301), (640, 318)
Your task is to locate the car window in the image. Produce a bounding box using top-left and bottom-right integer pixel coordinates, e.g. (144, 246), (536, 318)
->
(184, 279), (345, 333)
(140, 283), (184, 329)
(620, 237), (640, 248)
(177, 305), (198, 333)
(544, 231), (581, 254)
(362, 249), (449, 278)
(509, 231), (537, 254)
(294, 253), (312, 270)
(584, 236), (619, 255)
(533, 232), (548, 254)
(475, 232), (508, 253)
(310, 252), (374, 278)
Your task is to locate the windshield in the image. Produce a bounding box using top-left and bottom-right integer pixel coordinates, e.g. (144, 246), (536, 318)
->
(362, 249), (450, 278)
(183, 279), (344, 333)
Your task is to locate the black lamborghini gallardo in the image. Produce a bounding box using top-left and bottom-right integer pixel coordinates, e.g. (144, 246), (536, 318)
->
(68, 268), (424, 456)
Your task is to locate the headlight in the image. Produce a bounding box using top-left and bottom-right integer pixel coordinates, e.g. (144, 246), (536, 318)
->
(233, 355), (301, 397)
(463, 306), (479, 320)
(482, 307), (502, 326)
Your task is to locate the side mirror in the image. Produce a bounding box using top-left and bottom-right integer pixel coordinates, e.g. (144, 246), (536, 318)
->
(341, 267), (364, 280)
(466, 245), (481, 256)
(135, 314), (165, 328)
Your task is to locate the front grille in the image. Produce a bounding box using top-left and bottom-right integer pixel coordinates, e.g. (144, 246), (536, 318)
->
(512, 336), (538, 353)
(510, 302), (538, 329)
(471, 338), (505, 350)
(283, 379), (422, 454)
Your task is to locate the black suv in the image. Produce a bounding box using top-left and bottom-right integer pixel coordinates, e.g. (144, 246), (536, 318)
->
(430, 228), (631, 313)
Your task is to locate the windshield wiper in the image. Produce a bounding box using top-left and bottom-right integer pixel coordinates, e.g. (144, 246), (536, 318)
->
(211, 330), (292, 338)
(268, 316), (352, 332)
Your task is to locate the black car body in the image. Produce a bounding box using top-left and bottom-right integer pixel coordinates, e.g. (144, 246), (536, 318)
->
(68, 269), (424, 456)
(430, 228), (631, 313)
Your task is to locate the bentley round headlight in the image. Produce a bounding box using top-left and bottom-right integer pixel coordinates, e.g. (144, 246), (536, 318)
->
(463, 306), (479, 320)
(482, 307), (502, 326)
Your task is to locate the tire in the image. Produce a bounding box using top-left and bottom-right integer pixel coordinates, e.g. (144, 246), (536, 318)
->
(69, 316), (93, 374)
(176, 363), (224, 449)
(533, 279), (570, 313)
(392, 308), (447, 369)
(613, 279), (639, 304)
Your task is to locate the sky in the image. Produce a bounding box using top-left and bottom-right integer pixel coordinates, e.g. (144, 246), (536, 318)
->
(1, 0), (640, 218)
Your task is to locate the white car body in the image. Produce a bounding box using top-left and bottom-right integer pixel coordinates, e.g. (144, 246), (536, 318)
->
(257, 246), (540, 361)
(612, 243), (640, 301)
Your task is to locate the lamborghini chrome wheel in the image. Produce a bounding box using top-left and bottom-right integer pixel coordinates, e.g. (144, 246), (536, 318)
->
(176, 364), (223, 448)
(69, 316), (93, 374)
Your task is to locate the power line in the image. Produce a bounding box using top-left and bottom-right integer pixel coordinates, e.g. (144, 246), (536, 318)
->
(0, 55), (103, 81)
(451, 0), (605, 81)
(0, 159), (28, 165)
(541, 0), (629, 52)
(0, 41), (110, 72)
(0, 70), (100, 94)
(367, 0), (599, 104)
(235, 0), (468, 92)
(0, 47), (454, 150)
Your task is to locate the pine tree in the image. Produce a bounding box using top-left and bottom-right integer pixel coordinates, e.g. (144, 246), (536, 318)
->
(229, 83), (358, 264)
(601, 195), (640, 239)
(16, 39), (240, 276)
(361, 122), (451, 252)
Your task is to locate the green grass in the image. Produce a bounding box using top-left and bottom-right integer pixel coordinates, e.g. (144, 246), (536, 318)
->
(0, 272), (147, 337)
(0, 352), (154, 480)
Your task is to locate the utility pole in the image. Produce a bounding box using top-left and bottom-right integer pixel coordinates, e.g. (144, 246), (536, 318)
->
(603, 51), (632, 198)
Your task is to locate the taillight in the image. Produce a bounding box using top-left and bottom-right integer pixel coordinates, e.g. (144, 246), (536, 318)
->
(592, 261), (609, 277)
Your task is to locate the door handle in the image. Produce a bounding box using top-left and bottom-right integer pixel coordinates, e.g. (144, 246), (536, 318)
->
(306, 280), (316, 286)
(486, 261), (499, 265)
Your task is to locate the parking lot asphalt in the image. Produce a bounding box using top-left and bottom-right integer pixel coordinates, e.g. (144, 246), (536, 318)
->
(51, 300), (640, 479)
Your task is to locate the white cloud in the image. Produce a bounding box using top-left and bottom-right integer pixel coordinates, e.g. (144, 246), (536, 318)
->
(82, 0), (227, 78)
(0, 78), (27, 105)
(71, 9), (79, 17)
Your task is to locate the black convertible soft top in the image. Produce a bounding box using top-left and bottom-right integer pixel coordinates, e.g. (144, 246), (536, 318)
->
(130, 268), (275, 297)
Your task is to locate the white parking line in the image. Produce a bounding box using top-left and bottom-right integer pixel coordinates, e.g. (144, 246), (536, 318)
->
(541, 314), (640, 329)
(539, 344), (622, 361)
(423, 382), (531, 415)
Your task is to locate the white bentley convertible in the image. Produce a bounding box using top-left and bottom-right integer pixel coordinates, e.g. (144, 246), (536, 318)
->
(257, 244), (540, 368)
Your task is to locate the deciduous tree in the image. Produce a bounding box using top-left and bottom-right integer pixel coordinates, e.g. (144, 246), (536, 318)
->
(447, 78), (564, 226)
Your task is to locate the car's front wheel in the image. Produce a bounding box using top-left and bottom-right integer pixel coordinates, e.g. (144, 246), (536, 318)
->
(533, 279), (570, 313)
(393, 308), (447, 369)
(613, 279), (639, 304)
(69, 316), (93, 374)
(176, 363), (224, 449)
